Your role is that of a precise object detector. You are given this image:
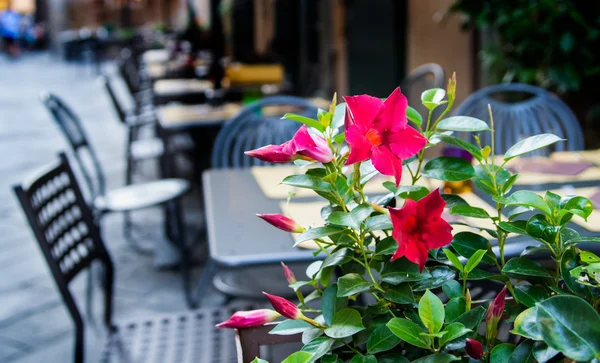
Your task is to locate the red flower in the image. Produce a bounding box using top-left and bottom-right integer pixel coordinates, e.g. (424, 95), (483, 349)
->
(245, 125), (333, 164)
(343, 88), (427, 186)
(257, 214), (305, 233)
(215, 309), (280, 329)
(388, 188), (453, 272)
(263, 292), (303, 320)
(465, 338), (483, 359)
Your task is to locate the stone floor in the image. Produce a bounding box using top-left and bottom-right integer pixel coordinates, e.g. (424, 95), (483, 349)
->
(0, 52), (231, 362)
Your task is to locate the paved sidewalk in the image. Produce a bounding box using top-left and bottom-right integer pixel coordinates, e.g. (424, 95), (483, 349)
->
(0, 52), (225, 362)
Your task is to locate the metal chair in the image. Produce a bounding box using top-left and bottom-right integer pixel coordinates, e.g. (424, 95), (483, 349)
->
(401, 63), (445, 119)
(13, 153), (254, 363)
(211, 96), (320, 168)
(453, 83), (584, 155)
(40, 92), (195, 307)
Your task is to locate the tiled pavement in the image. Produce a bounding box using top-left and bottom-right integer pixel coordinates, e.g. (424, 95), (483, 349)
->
(0, 52), (228, 362)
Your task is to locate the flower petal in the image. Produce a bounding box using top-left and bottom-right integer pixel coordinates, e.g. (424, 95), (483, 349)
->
(245, 144), (294, 163)
(416, 188), (446, 221)
(344, 125), (372, 165)
(389, 199), (418, 243)
(386, 126), (427, 160)
(343, 94), (384, 129)
(371, 145), (403, 186)
(378, 87), (408, 132)
(421, 218), (453, 249)
(283, 125), (333, 163)
(404, 239), (429, 272)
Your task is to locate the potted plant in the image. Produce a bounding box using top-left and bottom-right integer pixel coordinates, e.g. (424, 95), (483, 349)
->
(217, 75), (600, 362)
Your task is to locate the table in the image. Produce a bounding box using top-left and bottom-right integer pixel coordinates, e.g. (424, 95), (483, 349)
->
(197, 162), (600, 305)
(142, 49), (170, 65)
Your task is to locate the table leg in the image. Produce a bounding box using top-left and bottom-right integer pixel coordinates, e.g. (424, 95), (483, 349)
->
(194, 258), (217, 308)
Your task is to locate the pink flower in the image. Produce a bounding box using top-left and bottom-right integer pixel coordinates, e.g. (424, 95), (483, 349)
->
(263, 292), (303, 320)
(245, 125), (333, 164)
(389, 188), (453, 272)
(465, 338), (483, 359)
(215, 309), (280, 329)
(485, 286), (507, 343)
(344, 88), (427, 186)
(281, 262), (297, 284)
(244, 144), (295, 163)
(257, 214), (305, 233)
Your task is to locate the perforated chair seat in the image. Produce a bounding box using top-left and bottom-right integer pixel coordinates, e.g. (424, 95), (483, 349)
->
(94, 179), (190, 213)
(99, 305), (256, 363)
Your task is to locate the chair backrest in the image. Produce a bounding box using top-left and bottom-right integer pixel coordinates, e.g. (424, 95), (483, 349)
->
(40, 92), (106, 199)
(100, 75), (128, 124)
(211, 96), (319, 168)
(13, 153), (114, 363)
(453, 83), (584, 156)
(119, 48), (143, 96)
(401, 63), (445, 116)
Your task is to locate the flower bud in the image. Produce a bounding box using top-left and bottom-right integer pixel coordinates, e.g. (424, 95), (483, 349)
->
(465, 338), (483, 359)
(257, 214), (305, 233)
(245, 144), (295, 163)
(215, 309), (280, 329)
(281, 262), (297, 284)
(465, 288), (472, 312)
(447, 72), (457, 102)
(485, 286), (507, 343)
(263, 292), (303, 320)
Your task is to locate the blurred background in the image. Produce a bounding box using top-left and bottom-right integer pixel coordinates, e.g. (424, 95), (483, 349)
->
(1, 1), (599, 362)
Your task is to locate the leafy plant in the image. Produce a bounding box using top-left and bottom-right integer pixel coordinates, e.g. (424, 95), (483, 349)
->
(450, 0), (600, 94)
(220, 76), (600, 362)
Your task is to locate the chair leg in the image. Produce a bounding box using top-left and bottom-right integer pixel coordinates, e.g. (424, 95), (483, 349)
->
(195, 259), (217, 308)
(172, 199), (197, 308)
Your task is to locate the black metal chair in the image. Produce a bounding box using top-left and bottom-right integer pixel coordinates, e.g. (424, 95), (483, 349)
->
(401, 63), (446, 118)
(40, 92), (196, 307)
(13, 153), (253, 363)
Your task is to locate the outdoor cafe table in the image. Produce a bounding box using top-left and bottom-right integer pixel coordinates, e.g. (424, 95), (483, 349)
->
(196, 153), (600, 305)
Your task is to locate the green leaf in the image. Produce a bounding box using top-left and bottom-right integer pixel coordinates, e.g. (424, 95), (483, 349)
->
(321, 248), (352, 270)
(512, 306), (543, 340)
(566, 236), (600, 245)
(504, 134), (564, 160)
(536, 295), (600, 361)
(333, 132), (345, 144)
(381, 257), (431, 285)
(378, 353), (410, 363)
(251, 358), (269, 363)
(442, 249), (463, 272)
(302, 327), (324, 345)
(508, 340), (536, 363)
(502, 190), (552, 216)
(451, 232), (496, 265)
(413, 266), (456, 291)
(513, 285), (548, 308)
(331, 103), (346, 129)
(421, 88), (447, 110)
(349, 354), (377, 363)
(454, 305), (486, 331)
(281, 351), (313, 363)
(418, 290), (445, 333)
(490, 343), (516, 363)
(473, 164), (512, 196)
(321, 284), (347, 326)
(445, 297), (466, 323)
(410, 354), (460, 362)
(407, 106), (423, 127)
(450, 205), (490, 219)
(301, 336), (334, 363)
(386, 318), (430, 349)
(423, 157), (475, 182)
(282, 174), (332, 193)
(498, 221), (528, 235)
(376, 236), (397, 255)
(324, 309), (365, 339)
(282, 113), (326, 132)
(367, 325), (401, 354)
(465, 249), (488, 274)
(442, 280), (463, 299)
(435, 134), (483, 161)
(436, 116), (490, 132)
(383, 283), (416, 304)
(532, 342), (560, 363)
(295, 226), (344, 246)
(328, 204), (374, 230)
(561, 196), (594, 221)
(502, 257), (553, 279)
(365, 214), (393, 232)
(502, 174), (519, 194)
(460, 268), (508, 282)
(561, 246), (595, 298)
(270, 320), (313, 336)
(441, 194), (469, 209)
(439, 322), (471, 347)
(337, 273), (373, 297)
